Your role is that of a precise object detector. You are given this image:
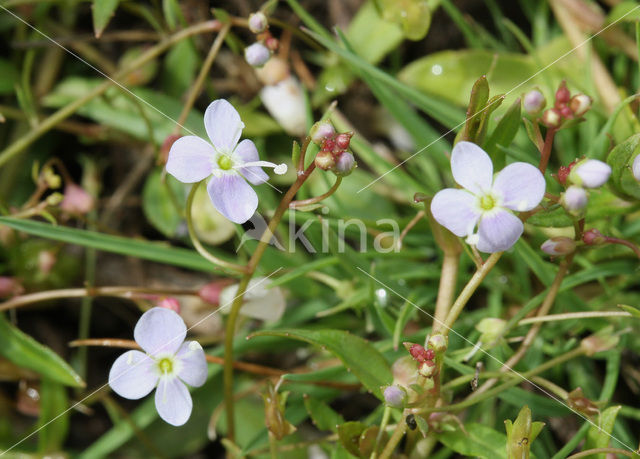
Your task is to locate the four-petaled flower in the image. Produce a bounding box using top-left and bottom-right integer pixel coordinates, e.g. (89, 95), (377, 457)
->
(431, 141), (545, 253)
(166, 99), (287, 224)
(108, 307), (207, 426)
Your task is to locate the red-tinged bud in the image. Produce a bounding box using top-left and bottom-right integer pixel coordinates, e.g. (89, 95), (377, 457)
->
(567, 387), (599, 416)
(0, 277), (23, 298)
(542, 108), (561, 128)
(582, 228), (606, 245)
(335, 132), (352, 150)
(559, 106), (573, 119)
(570, 94), (592, 117)
(157, 297), (180, 313)
(418, 360), (436, 378)
(309, 121), (335, 145)
(314, 150), (335, 170)
(555, 81), (570, 105)
(322, 138), (336, 152)
(199, 279), (234, 305)
(557, 165), (570, 185)
(60, 183), (94, 215)
(404, 342), (431, 362)
(424, 348), (435, 360)
(427, 334), (448, 353)
(265, 36), (279, 51)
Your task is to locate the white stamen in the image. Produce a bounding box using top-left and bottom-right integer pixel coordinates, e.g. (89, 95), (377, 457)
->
(127, 351), (134, 365)
(237, 160), (288, 175)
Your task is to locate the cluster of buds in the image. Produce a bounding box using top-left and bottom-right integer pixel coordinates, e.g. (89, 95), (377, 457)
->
(539, 82), (592, 128)
(244, 12), (278, 68)
(311, 121), (356, 177)
(404, 342), (436, 378)
(556, 158), (611, 216)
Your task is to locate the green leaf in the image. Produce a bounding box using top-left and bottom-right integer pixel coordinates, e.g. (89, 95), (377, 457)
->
(304, 395), (344, 432)
(618, 304), (640, 318)
(92, 0), (119, 38)
(337, 421), (366, 457)
(607, 133), (640, 200)
(607, 2), (640, 24)
(0, 217), (221, 273)
(484, 97), (522, 169)
(379, 0), (432, 40)
(438, 423), (508, 459)
(585, 405), (622, 457)
(142, 168), (184, 238)
(0, 58), (19, 95)
(505, 405), (544, 459)
(0, 314), (84, 387)
(38, 378), (69, 453)
(249, 329), (392, 399)
(460, 75), (490, 143)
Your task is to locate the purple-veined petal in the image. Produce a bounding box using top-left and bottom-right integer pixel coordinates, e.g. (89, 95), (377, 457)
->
(155, 377), (192, 426)
(430, 188), (481, 237)
(492, 162), (545, 212)
(476, 208), (523, 253)
(207, 173), (258, 224)
(109, 350), (158, 400)
(450, 141), (493, 194)
(165, 136), (215, 183)
(204, 99), (244, 152)
(134, 307), (186, 356)
(175, 341), (208, 387)
(234, 139), (269, 185)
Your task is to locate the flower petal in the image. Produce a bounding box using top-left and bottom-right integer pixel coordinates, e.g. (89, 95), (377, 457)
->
(430, 188), (481, 237)
(220, 277), (286, 321)
(207, 173), (258, 224)
(204, 99), (244, 152)
(165, 136), (215, 183)
(109, 350), (158, 400)
(175, 341), (208, 387)
(155, 377), (192, 426)
(234, 139), (269, 185)
(450, 141), (493, 194)
(134, 307), (186, 356)
(476, 209), (523, 253)
(492, 162), (545, 212)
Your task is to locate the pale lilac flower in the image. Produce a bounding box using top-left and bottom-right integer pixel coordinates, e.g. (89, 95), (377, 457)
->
(431, 141), (545, 253)
(561, 185), (588, 213)
(245, 43), (270, 67)
(108, 308), (207, 426)
(633, 155), (640, 182)
(166, 99), (287, 224)
(569, 159), (611, 188)
(541, 237), (576, 256)
(383, 385), (406, 408)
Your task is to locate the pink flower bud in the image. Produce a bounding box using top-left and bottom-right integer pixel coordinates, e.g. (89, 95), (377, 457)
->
(248, 12), (267, 33)
(541, 237), (576, 256)
(582, 228), (606, 245)
(60, 183), (94, 215)
(523, 90), (546, 115)
(383, 385), (407, 408)
(542, 108), (561, 128)
(38, 250), (56, 275)
(332, 152), (356, 177)
(157, 297), (180, 313)
(244, 42), (270, 67)
(561, 185), (588, 213)
(570, 94), (592, 117)
(569, 159), (611, 188)
(198, 280), (233, 305)
(265, 37), (279, 52)
(0, 277), (23, 298)
(314, 150), (335, 170)
(335, 132), (352, 150)
(555, 81), (570, 105)
(633, 155), (640, 182)
(309, 121), (335, 145)
(559, 106), (573, 119)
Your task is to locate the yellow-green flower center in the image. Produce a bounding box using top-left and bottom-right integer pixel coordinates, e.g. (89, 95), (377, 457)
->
(479, 194), (496, 211)
(217, 155), (232, 170)
(158, 357), (173, 374)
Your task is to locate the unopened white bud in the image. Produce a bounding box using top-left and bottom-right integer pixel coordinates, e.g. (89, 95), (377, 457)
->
(248, 12), (267, 33)
(569, 159), (611, 188)
(244, 42), (270, 67)
(561, 185), (588, 213)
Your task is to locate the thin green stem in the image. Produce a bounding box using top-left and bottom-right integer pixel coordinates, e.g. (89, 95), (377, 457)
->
(432, 252), (460, 334)
(519, 310), (630, 325)
(223, 159), (316, 442)
(567, 448), (636, 458)
(0, 20), (221, 168)
(379, 422), (407, 459)
(442, 252), (502, 333)
(185, 182), (246, 273)
(289, 176), (341, 209)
